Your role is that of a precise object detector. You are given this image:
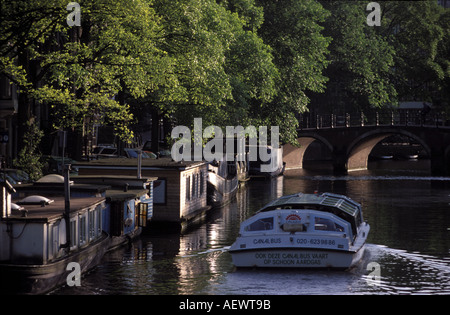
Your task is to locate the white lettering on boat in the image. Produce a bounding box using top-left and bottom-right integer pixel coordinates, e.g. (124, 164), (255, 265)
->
(253, 252), (328, 266)
(253, 238), (281, 244)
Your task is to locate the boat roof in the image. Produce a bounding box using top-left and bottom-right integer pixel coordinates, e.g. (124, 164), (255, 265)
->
(9, 196), (105, 223)
(74, 157), (208, 171)
(259, 192), (361, 218)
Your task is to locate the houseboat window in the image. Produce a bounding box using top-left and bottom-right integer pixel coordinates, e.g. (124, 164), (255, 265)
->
(70, 219), (77, 249)
(49, 224), (59, 259)
(314, 217), (344, 232)
(137, 203), (148, 227)
(200, 171), (204, 195)
(97, 208), (102, 235)
(192, 174), (197, 198)
(196, 173), (200, 197)
(186, 176), (191, 201)
(89, 211), (95, 240)
(79, 215), (87, 245)
(245, 217), (274, 232)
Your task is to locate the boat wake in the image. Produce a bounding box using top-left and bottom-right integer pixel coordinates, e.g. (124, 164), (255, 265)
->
(356, 244), (450, 294)
(179, 246), (231, 258)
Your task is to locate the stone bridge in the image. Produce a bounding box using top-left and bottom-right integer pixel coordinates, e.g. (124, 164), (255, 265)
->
(283, 112), (450, 175)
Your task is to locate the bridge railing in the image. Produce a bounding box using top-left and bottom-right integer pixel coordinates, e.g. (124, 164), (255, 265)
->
(299, 110), (450, 130)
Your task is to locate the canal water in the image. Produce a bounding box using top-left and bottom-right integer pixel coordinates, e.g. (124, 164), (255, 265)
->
(51, 160), (450, 295)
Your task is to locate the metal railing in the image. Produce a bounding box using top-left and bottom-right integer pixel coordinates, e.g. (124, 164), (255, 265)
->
(298, 110), (450, 130)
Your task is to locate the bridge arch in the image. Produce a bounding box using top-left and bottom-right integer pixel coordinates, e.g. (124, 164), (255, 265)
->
(346, 128), (431, 172)
(283, 134), (333, 170)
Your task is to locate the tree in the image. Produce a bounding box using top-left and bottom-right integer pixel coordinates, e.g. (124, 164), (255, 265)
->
(380, 0), (446, 103)
(0, 0), (68, 171)
(33, 0), (170, 145)
(255, 0), (331, 144)
(0, 0), (172, 160)
(13, 117), (44, 181)
(151, 0), (278, 134)
(436, 7), (450, 111)
(312, 0), (397, 116)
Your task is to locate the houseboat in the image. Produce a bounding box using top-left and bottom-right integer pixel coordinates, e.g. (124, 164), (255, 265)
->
(74, 158), (210, 231)
(229, 192), (369, 269)
(248, 145), (285, 179)
(0, 172), (156, 294)
(0, 180), (109, 294)
(207, 158), (238, 208)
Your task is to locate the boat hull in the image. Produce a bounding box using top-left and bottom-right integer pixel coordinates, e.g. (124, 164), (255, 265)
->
(207, 172), (238, 208)
(0, 232), (110, 295)
(230, 246), (365, 269)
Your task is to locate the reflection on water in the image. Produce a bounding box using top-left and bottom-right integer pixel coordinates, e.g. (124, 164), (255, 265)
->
(51, 161), (450, 295)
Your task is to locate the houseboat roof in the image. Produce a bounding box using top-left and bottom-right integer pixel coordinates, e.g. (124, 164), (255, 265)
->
(9, 196), (105, 223)
(74, 157), (207, 171)
(14, 182), (110, 195)
(12, 173), (110, 196)
(72, 175), (157, 187)
(259, 192), (362, 218)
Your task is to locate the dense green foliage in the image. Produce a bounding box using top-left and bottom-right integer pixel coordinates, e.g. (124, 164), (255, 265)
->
(0, 0), (449, 167)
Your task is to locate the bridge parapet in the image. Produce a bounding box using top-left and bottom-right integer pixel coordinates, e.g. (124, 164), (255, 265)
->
(299, 111), (450, 130)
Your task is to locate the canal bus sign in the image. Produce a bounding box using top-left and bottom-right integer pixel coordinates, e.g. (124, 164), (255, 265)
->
(285, 214), (301, 222)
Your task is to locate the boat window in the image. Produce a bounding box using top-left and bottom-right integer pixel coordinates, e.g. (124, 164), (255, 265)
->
(70, 219), (77, 249)
(245, 217), (274, 231)
(314, 217), (344, 232)
(186, 176), (190, 201)
(79, 215), (87, 245)
(200, 171), (204, 196)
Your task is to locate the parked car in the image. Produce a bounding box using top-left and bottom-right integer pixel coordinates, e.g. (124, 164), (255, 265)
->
(141, 141), (171, 158)
(90, 146), (119, 159)
(123, 148), (157, 159)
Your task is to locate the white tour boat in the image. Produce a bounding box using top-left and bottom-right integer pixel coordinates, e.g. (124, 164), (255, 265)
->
(229, 192), (370, 269)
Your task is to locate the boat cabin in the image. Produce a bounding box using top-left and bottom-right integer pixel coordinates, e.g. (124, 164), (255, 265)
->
(74, 158), (210, 228)
(0, 190), (106, 265)
(253, 192), (364, 241)
(12, 174), (156, 251)
(240, 208), (353, 244)
(71, 175), (156, 244)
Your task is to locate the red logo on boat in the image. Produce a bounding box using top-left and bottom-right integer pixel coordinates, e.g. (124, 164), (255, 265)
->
(286, 214), (301, 222)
